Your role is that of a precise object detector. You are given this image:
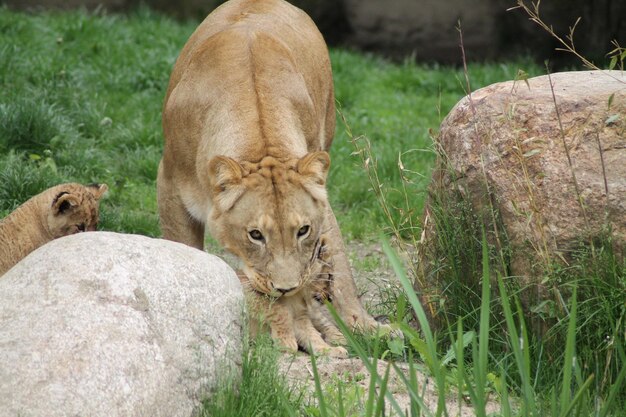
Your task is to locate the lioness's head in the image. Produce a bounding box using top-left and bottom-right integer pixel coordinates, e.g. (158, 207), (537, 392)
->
(208, 152), (330, 297)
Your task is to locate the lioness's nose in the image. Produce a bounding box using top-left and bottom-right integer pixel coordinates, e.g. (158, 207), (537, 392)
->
(275, 286), (298, 295)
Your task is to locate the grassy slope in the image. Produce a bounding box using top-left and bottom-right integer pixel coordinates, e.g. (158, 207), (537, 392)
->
(0, 7), (541, 240)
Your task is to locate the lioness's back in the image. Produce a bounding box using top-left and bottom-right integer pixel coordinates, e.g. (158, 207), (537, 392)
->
(162, 0), (335, 164)
(166, 0), (329, 101)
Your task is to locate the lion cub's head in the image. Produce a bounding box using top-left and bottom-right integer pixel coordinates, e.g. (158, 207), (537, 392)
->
(47, 183), (108, 238)
(208, 152), (331, 298)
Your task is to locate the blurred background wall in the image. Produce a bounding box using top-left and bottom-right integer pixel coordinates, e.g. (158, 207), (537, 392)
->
(2, 0), (624, 66)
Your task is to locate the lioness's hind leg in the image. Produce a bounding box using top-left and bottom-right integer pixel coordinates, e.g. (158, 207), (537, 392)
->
(157, 162), (204, 249)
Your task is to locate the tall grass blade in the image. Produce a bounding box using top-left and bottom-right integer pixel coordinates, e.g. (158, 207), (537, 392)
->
(497, 276), (537, 417)
(498, 362), (512, 417)
(515, 297), (532, 392)
(474, 232), (492, 416)
(310, 351), (329, 417)
(382, 238), (448, 416)
(391, 360), (433, 417)
(373, 363), (392, 417)
(599, 361), (626, 417)
(327, 303), (406, 416)
(455, 320), (466, 417)
(337, 382), (346, 417)
(407, 352), (422, 417)
(279, 389), (299, 417)
(559, 374), (594, 417)
(365, 344), (381, 416)
(558, 287), (578, 410)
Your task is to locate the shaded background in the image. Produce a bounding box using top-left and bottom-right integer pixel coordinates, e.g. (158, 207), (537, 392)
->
(2, 0), (625, 66)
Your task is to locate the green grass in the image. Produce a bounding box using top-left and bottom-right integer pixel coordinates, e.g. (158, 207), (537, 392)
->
(329, 53), (543, 238)
(200, 333), (305, 417)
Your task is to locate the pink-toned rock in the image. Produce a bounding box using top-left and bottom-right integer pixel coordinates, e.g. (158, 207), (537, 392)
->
(420, 70), (625, 310)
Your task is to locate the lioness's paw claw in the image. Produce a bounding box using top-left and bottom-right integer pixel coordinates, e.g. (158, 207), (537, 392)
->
(326, 333), (347, 346)
(318, 346), (348, 359)
(276, 338), (299, 354)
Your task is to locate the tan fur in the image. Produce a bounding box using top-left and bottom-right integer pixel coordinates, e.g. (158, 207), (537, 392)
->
(157, 0), (384, 350)
(0, 183), (108, 276)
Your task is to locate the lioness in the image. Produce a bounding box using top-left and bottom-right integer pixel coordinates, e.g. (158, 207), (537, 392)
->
(0, 183), (108, 276)
(157, 0), (383, 350)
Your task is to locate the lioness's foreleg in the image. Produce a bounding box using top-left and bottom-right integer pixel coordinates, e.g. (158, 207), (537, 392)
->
(157, 162), (205, 249)
(309, 304), (347, 346)
(295, 313), (348, 358)
(261, 298), (298, 353)
(324, 205), (386, 333)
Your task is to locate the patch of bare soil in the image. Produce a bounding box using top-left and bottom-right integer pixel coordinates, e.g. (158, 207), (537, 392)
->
(277, 240), (502, 416)
(278, 354), (501, 416)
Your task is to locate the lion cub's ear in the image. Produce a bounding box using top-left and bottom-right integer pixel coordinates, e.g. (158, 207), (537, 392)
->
(297, 151), (330, 201)
(51, 192), (80, 216)
(87, 183), (108, 200)
(208, 156), (246, 212)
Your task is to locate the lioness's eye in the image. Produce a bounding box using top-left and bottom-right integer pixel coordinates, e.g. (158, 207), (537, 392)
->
(248, 229), (264, 242)
(297, 225), (310, 238)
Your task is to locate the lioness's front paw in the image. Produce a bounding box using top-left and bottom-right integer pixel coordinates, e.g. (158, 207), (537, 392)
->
(311, 345), (348, 359)
(274, 334), (298, 353)
(324, 329), (347, 346)
(325, 346), (348, 359)
(341, 309), (404, 340)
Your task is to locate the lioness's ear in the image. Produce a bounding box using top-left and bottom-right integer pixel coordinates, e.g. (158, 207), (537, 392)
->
(87, 183), (108, 200)
(52, 192), (80, 215)
(297, 151), (330, 202)
(297, 151), (330, 185)
(208, 156), (245, 212)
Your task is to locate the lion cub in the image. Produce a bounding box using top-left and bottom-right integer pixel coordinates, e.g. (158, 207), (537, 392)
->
(241, 237), (348, 358)
(0, 183), (108, 276)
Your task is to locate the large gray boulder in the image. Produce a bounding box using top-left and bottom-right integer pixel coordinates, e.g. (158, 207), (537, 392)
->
(0, 231), (244, 417)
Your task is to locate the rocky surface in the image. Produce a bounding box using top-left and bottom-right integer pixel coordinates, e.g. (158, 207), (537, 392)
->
(344, 0), (499, 62)
(0, 231), (244, 417)
(5, 0), (624, 64)
(420, 70), (626, 303)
